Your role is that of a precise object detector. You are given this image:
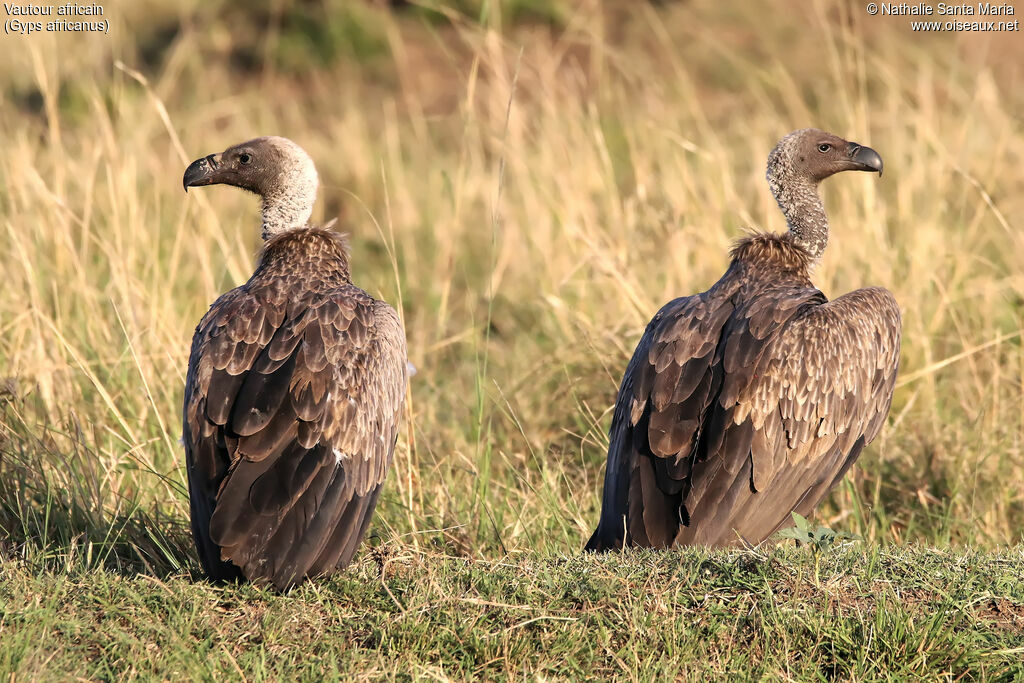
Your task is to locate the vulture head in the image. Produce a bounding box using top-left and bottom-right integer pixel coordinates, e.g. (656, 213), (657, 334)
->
(768, 129), (883, 184)
(766, 128), (883, 259)
(184, 136), (319, 239)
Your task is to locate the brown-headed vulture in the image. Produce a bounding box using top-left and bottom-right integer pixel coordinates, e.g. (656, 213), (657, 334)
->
(586, 128), (899, 551)
(182, 136), (407, 588)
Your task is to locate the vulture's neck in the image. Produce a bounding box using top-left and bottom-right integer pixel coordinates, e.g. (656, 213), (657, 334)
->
(767, 162), (828, 260)
(259, 171), (318, 240)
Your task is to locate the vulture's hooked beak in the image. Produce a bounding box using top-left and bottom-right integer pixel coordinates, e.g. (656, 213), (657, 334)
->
(848, 143), (883, 177)
(183, 153), (222, 191)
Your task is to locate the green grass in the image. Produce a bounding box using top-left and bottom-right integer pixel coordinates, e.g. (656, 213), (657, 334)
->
(2, 545), (1022, 679)
(1, 0), (1023, 678)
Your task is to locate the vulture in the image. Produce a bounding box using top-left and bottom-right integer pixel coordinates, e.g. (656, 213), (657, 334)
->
(181, 136), (408, 589)
(586, 128), (900, 551)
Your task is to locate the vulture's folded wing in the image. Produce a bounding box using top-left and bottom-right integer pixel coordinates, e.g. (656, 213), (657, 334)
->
(587, 277), (899, 550)
(586, 289), (737, 550)
(183, 285), (407, 588)
(678, 285), (900, 545)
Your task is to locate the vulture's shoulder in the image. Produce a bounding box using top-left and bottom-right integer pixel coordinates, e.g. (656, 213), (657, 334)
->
(705, 283), (900, 495)
(187, 279), (402, 366)
(184, 279), (408, 459)
(622, 274), (822, 462)
(752, 285), (901, 437)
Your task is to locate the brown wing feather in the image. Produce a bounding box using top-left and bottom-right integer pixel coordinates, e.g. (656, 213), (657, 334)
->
(184, 283), (407, 589)
(709, 286), (900, 544)
(586, 261), (900, 550)
(586, 280), (740, 550)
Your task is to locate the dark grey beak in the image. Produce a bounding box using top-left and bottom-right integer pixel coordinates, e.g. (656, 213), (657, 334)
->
(848, 143), (883, 177)
(183, 153), (221, 191)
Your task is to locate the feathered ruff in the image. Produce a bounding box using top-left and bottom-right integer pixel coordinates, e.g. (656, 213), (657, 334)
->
(729, 232), (813, 275)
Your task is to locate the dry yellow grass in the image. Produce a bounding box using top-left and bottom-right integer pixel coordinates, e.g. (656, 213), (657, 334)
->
(1, 1), (1022, 577)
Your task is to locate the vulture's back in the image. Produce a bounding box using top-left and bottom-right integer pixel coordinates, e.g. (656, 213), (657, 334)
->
(587, 234), (900, 551)
(183, 229), (407, 589)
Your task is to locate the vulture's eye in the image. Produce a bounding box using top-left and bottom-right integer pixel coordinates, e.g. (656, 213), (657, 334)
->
(817, 143), (831, 153)
(239, 153), (252, 165)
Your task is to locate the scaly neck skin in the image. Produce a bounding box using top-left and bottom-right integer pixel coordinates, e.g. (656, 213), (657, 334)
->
(260, 184), (316, 240)
(772, 175), (828, 259)
(766, 133), (829, 260)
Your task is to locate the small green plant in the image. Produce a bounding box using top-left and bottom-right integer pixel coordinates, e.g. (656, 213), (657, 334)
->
(776, 512), (861, 551)
(777, 513), (861, 585)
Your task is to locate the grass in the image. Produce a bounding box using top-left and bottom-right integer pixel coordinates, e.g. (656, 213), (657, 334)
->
(3, 545), (1023, 679)
(0, 0), (1022, 678)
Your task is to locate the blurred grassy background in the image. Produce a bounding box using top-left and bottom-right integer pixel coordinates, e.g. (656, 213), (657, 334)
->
(0, 0), (1022, 578)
